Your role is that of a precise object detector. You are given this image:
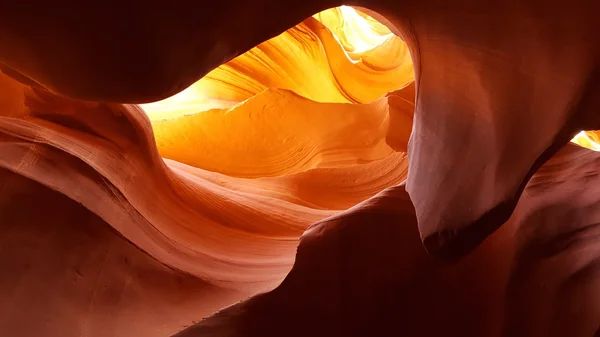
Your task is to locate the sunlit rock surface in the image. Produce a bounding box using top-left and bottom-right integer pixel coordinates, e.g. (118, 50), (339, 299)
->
(1, 2), (600, 337)
(140, 12), (412, 118)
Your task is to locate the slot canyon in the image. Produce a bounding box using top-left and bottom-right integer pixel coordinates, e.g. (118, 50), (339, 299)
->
(1, 1), (600, 336)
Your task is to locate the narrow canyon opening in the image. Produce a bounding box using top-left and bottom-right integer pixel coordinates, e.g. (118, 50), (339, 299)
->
(139, 6), (414, 181)
(1, 3), (600, 337)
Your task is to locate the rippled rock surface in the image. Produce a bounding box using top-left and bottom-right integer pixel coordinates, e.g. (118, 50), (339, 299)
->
(1, 2), (599, 336)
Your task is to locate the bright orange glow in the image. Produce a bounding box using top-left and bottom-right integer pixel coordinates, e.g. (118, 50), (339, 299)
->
(313, 6), (394, 55)
(140, 6), (412, 121)
(2, 4), (599, 317)
(140, 5), (595, 159)
(571, 131), (600, 151)
(137, 6), (414, 179)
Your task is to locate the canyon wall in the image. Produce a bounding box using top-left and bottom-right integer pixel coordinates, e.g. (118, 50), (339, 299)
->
(0, 1), (599, 336)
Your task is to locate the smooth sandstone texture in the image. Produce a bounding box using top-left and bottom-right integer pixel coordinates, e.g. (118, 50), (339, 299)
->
(0, 2), (600, 337)
(0, 76), (408, 289)
(3, 0), (600, 258)
(0, 10), (415, 334)
(391, 2), (600, 259)
(0, 169), (247, 337)
(140, 14), (412, 119)
(176, 144), (600, 337)
(0, 9), (412, 330)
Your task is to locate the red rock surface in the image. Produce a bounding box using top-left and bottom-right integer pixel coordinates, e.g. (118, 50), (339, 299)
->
(1, 1), (600, 336)
(175, 143), (600, 337)
(0, 169), (246, 337)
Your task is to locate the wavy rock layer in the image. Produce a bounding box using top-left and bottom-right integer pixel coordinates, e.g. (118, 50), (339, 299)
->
(0, 169), (247, 337)
(0, 7), (416, 335)
(176, 144), (600, 337)
(140, 11), (412, 119)
(0, 5), (412, 295)
(0, 77), (409, 291)
(1, 2), (600, 337)
(151, 90), (395, 178)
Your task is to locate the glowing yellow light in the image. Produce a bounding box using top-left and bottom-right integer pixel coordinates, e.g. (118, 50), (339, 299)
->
(140, 7), (596, 157)
(138, 86), (237, 121)
(140, 6), (405, 121)
(571, 131), (600, 151)
(313, 6), (394, 55)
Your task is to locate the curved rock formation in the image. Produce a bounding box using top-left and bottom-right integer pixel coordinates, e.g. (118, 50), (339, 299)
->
(0, 169), (247, 337)
(0, 10), (412, 333)
(0, 76), (408, 290)
(1, 2), (600, 337)
(175, 143), (600, 337)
